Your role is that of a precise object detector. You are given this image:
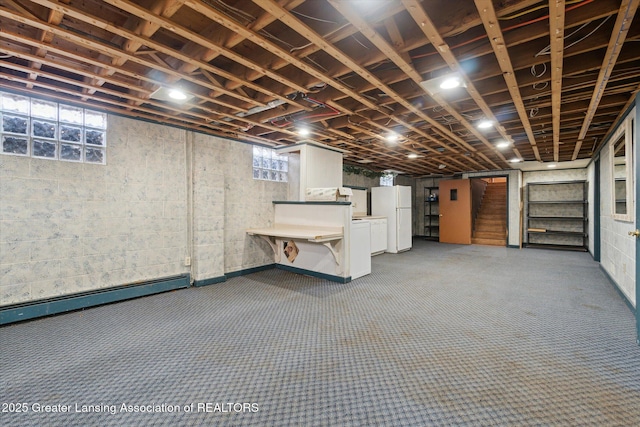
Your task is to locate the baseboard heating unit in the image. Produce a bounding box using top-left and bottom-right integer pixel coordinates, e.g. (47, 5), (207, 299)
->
(0, 275), (190, 326)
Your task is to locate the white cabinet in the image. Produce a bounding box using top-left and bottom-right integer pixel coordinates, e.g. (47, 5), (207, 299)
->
(350, 220), (371, 279)
(277, 142), (344, 201)
(369, 218), (388, 255)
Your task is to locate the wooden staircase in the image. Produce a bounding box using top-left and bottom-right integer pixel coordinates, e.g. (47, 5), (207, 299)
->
(471, 182), (507, 246)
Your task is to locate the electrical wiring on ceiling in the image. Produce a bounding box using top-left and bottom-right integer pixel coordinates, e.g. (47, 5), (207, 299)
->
(534, 15), (612, 57)
(259, 30), (296, 49)
(410, 0), (595, 60)
(351, 34), (370, 50)
(532, 82), (549, 91)
(208, 0), (255, 23)
(269, 95), (340, 128)
(291, 9), (339, 24)
(498, 0), (588, 21)
(531, 63), (547, 78)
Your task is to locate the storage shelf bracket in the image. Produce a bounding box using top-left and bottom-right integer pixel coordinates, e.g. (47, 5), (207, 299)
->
(256, 234), (281, 263)
(321, 239), (343, 273)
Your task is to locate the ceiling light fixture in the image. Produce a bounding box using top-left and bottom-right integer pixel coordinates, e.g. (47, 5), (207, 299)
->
(420, 72), (466, 95)
(298, 127), (310, 137)
(509, 158), (522, 163)
(439, 77), (461, 90)
(168, 90), (187, 100)
(150, 87), (194, 104)
(496, 141), (510, 149)
(385, 133), (399, 143)
(477, 120), (494, 129)
(407, 153), (419, 159)
(547, 163), (557, 168)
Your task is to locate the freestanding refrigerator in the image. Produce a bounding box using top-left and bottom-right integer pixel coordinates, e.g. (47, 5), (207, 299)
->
(371, 185), (412, 253)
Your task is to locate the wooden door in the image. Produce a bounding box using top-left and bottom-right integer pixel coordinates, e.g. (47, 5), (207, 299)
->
(439, 179), (472, 244)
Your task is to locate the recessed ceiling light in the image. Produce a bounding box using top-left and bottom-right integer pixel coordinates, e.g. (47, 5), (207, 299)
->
(298, 127), (310, 137)
(440, 77), (461, 89)
(477, 120), (494, 129)
(407, 153), (419, 159)
(496, 141), (510, 149)
(168, 90), (188, 100)
(150, 87), (194, 103)
(420, 73), (466, 95)
(386, 133), (399, 143)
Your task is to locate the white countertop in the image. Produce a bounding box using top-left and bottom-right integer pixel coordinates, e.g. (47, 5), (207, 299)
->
(352, 215), (387, 220)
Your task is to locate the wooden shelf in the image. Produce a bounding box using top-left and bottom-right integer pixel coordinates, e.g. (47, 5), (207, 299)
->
(528, 200), (587, 204)
(527, 230), (586, 236)
(525, 243), (588, 252)
(528, 216), (586, 220)
(525, 181), (588, 251)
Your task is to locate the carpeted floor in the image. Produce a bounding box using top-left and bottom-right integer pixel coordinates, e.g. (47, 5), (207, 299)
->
(1, 240), (639, 426)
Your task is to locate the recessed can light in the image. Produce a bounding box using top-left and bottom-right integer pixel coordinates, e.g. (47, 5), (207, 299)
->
(386, 133), (399, 143)
(168, 90), (187, 100)
(439, 77), (461, 89)
(477, 120), (494, 129)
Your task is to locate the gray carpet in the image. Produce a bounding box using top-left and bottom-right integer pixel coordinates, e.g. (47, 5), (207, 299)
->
(1, 240), (639, 426)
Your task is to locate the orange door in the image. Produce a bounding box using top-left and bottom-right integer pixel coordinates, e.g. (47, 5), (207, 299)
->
(439, 179), (472, 244)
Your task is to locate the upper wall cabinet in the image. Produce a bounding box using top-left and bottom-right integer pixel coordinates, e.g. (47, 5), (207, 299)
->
(610, 108), (635, 222)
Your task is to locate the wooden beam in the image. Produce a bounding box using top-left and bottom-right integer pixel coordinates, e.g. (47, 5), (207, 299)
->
(252, 0), (501, 166)
(474, 0), (542, 162)
(572, 0), (640, 159)
(14, 1), (299, 110)
(548, 0), (565, 162)
(401, 0), (511, 168)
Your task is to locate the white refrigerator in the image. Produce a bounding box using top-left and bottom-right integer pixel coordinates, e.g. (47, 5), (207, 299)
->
(371, 185), (412, 253)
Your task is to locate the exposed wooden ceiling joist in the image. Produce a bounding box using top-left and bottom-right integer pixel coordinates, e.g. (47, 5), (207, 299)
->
(1, 0), (638, 174)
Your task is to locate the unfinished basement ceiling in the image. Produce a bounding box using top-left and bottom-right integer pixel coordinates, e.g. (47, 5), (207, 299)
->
(1, 0), (639, 175)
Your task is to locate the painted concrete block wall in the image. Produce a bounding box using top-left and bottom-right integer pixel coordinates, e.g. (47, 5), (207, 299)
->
(1, 113), (291, 305)
(599, 141), (636, 307)
(213, 137), (288, 274)
(342, 171), (380, 190)
(1, 115), (189, 305)
(191, 134), (225, 282)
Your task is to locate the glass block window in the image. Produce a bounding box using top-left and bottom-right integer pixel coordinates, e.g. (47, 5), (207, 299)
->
(253, 146), (288, 182)
(0, 91), (107, 164)
(380, 173), (394, 186)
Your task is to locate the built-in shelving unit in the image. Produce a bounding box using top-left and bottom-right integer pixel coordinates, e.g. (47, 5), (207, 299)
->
(423, 186), (439, 240)
(525, 181), (588, 251)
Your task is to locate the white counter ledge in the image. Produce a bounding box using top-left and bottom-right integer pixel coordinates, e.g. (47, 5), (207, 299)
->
(246, 201), (355, 282)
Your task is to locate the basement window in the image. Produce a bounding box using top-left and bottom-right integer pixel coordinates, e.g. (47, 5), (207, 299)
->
(253, 146), (287, 182)
(380, 173), (394, 187)
(0, 91), (107, 164)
